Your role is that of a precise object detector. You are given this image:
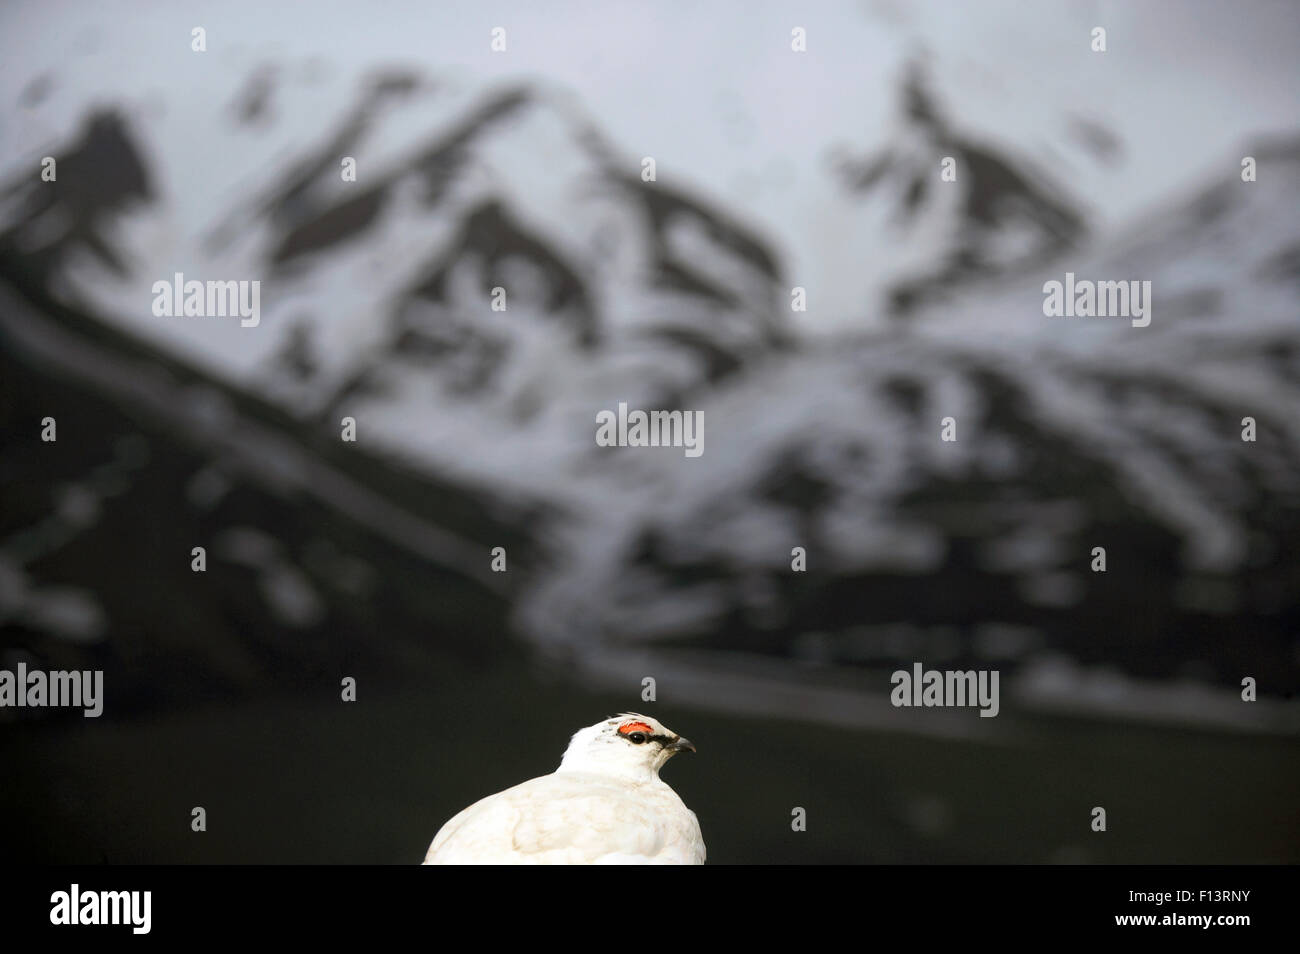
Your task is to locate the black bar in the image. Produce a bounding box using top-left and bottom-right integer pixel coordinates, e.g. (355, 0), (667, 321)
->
(6, 865), (1289, 941)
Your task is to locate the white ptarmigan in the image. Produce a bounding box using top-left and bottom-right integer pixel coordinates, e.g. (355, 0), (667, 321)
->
(423, 713), (705, 864)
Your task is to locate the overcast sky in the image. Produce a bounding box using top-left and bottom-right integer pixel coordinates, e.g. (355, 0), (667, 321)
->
(2, 0), (1297, 282)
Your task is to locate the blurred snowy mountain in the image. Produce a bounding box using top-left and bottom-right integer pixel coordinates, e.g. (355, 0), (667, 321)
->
(2, 27), (1298, 736)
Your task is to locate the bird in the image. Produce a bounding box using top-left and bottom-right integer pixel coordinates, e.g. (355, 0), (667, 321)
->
(423, 713), (705, 864)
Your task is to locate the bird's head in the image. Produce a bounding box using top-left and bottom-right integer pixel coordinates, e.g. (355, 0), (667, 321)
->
(557, 713), (696, 781)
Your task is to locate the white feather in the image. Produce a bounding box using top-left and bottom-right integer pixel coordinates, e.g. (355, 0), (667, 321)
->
(423, 714), (705, 865)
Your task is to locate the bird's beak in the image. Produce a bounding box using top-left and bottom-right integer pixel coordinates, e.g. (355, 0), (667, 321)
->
(666, 737), (696, 755)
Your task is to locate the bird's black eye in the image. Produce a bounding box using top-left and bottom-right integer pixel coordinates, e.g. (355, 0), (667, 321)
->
(628, 732), (647, 744)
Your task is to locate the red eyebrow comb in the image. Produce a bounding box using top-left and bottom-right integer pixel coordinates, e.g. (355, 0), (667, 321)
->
(618, 721), (654, 735)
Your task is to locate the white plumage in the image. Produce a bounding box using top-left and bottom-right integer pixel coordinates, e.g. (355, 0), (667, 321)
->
(423, 713), (705, 865)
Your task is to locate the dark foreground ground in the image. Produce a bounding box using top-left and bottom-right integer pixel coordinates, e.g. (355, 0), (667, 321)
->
(4, 660), (1296, 865)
